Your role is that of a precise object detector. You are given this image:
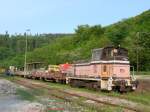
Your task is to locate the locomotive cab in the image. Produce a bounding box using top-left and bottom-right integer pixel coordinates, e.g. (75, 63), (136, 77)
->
(91, 46), (137, 91)
(92, 46), (130, 78)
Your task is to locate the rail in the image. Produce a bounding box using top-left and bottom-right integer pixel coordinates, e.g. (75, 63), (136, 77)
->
(12, 78), (139, 112)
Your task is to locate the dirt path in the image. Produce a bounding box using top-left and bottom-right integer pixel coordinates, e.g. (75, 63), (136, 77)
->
(135, 75), (150, 80)
(0, 79), (45, 112)
(0, 95), (44, 112)
(135, 75), (150, 92)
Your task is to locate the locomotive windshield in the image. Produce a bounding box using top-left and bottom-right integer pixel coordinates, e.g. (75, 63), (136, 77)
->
(92, 46), (128, 61)
(92, 48), (103, 61)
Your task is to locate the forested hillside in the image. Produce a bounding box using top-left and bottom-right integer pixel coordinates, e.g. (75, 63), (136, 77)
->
(0, 33), (72, 61)
(0, 10), (150, 71)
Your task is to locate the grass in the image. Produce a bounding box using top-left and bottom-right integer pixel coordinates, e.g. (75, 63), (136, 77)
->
(125, 92), (150, 105)
(0, 75), (115, 111)
(6, 76), (124, 112)
(16, 88), (36, 101)
(72, 95), (123, 112)
(0, 75), (47, 101)
(39, 78), (150, 106)
(2, 75), (150, 110)
(0, 74), (16, 82)
(16, 82), (48, 101)
(101, 91), (150, 105)
(132, 71), (150, 75)
(44, 85), (124, 112)
(18, 77), (150, 105)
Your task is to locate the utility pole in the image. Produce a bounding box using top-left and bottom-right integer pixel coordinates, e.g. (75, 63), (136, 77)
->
(136, 32), (140, 73)
(136, 47), (139, 73)
(24, 29), (30, 76)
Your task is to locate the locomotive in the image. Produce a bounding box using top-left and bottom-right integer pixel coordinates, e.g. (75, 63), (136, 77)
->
(15, 46), (138, 92)
(67, 46), (138, 91)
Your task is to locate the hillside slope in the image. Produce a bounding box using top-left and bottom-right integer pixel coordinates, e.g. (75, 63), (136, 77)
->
(1, 10), (150, 71)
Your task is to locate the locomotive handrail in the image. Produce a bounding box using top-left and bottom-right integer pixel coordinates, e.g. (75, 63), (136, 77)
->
(130, 66), (135, 80)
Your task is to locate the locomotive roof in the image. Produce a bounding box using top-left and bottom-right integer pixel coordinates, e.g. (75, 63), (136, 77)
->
(103, 46), (128, 51)
(92, 46), (128, 51)
(92, 46), (128, 61)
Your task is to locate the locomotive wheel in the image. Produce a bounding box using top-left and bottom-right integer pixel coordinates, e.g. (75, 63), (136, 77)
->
(86, 82), (93, 89)
(92, 82), (99, 90)
(31, 76), (34, 79)
(59, 80), (65, 84)
(41, 77), (45, 81)
(126, 86), (132, 92)
(86, 82), (100, 90)
(44, 78), (51, 82)
(113, 86), (120, 92)
(70, 80), (80, 87)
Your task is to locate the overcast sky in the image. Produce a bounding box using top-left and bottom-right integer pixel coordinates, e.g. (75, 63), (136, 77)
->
(0, 0), (149, 34)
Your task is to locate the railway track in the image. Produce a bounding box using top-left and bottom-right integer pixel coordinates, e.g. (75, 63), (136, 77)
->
(12, 78), (143, 112)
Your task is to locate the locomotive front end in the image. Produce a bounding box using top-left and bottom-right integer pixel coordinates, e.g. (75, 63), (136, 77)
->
(98, 47), (138, 92)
